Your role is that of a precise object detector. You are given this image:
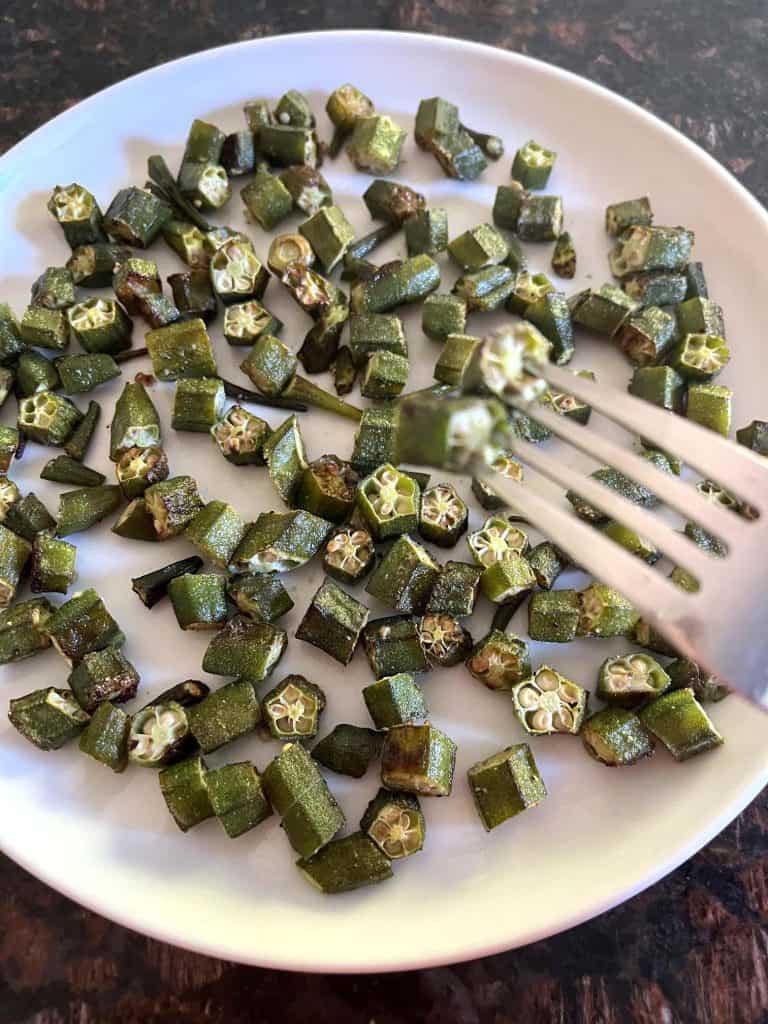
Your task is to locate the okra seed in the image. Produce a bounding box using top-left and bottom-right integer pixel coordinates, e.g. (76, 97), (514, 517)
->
(517, 686), (539, 709)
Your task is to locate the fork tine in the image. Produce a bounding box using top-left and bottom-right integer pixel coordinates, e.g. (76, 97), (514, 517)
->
(510, 438), (717, 579)
(509, 398), (745, 547)
(537, 363), (768, 510)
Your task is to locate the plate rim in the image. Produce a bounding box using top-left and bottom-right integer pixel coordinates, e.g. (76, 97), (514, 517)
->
(1, 28), (767, 974)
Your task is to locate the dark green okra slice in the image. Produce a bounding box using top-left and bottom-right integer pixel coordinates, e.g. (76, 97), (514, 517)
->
(686, 383), (732, 435)
(466, 630), (531, 692)
(512, 667), (587, 736)
(48, 183), (106, 248)
(177, 161), (231, 212)
(396, 392), (507, 472)
(405, 207), (448, 256)
(144, 476), (203, 540)
(230, 510), (330, 574)
(103, 186), (171, 247)
(0, 476), (19, 522)
(671, 333), (730, 381)
(512, 140), (556, 188)
(296, 578), (369, 665)
(240, 334), (297, 396)
(146, 318), (217, 381)
(30, 267), (76, 310)
(15, 346), (58, 396)
(448, 224), (508, 272)
(453, 265), (516, 313)
(417, 613), (472, 668)
(312, 724), (383, 778)
(223, 300), (281, 346)
(333, 346), (356, 396)
(227, 572), (294, 623)
(241, 169), (292, 230)
(425, 561), (481, 618)
(528, 589), (581, 643)
(422, 293), (467, 342)
(363, 673), (428, 729)
(297, 299), (350, 375)
(366, 534), (440, 615)
(131, 556), (203, 609)
(211, 405), (270, 466)
(168, 573), (228, 631)
(0, 596), (54, 664)
(110, 380), (161, 460)
(350, 255), (440, 314)
(617, 306), (676, 367)
(41, 455), (105, 487)
(526, 542), (568, 591)
(468, 744), (547, 831)
(280, 165), (333, 216)
(168, 269), (217, 324)
(381, 722), (456, 797)
(275, 89), (314, 127)
(361, 351), (409, 400)
(351, 405), (400, 475)
(414, 98), (487, 179)
(294, 456), (359, 524)
(525, 291), (574, 365)
(68, 647), (139, 713)
(263, 415), (308, 505)
(30, 531), (76, 594)
(112, 498), (159, 542)
(186, 678), (262, 754)
(56, 485), (122, 537)
(326, 83), (374, 154)
(18, 391), (81, 447)
(0, 302), (24, 364)
(582, 708), (655, 766)
(569, 284), (638, 335)
(597, 653), (671, 707)
(609, 225), (693, 277)
(79, 701), (131, 772)
(180, 117), (225, 165)
(0, 525), (31, 608)
(356, 464), (418, 541)
(323, 527), (375, 585)
(492, 181), (529, 230)
(19, 306), (69, 350)
(433, 333), (480, 388)
(9, 687), (90, 750)
(202, 617), (287, 682)
(577, 582), (638, 638)
(362, 179), (425, 224)
(185, 501), (246, 567)
(116, 446), (169, 500)
(55, 353), (120, 394)
(66, 297), (132, 355)
(347, 115), (406, 174)
(639, 687), (723, 761)
(65, 399), (100, 462)
(472, 450), (524, 512)
(566, 466), (659, 524)
(44, 588), (124, 665)
(551, 231), (576, 279)
(112, 256), (161, 314)
(363, 615), (428, 677)
(207, 762), (272, 839)
(517, 195), (563, 242)
(299, 205), (355, 273)
(685, 261), (709, 300)
(0, 427), (18, 474)
(159, 754), (214, 831)
(736, 420), (768, 455)
(623, 270), (687, 307)
(259, 123), (317, 167)
(605, 197), (653, 236)
(480, 554), (536, 606)
(5, 492), (56, 542)
(262, 675), (326, 740)
(361, 788), (425, 859)
(348, 313), (407, 367)
(666, 657), (729, 703)
(418, 484), (467, 548)
(628, 365), (685, 411)
(675, 296), (725, 338)
(297, 832), (393, 894)
(0, 366), (14, 408)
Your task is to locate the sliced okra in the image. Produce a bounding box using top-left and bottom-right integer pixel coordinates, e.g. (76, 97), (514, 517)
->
(211, 405), (270, 466)
(350, 254), (440, 315)
(461, 323), (550, 402)
(297, 832), (392, 894)
(418, 483), (467, 548)
(159, 754), (214, 831)
(112, 256), (160, 314)
(298, 205), (355, 273)
(104, 186), (171, 247)
(686, 382), (732, 435)
(168, 269), (217, 324)
(361, 788), (425, 859)
(453, 265), (516, 313)
(0, 476), (19, 521)
(397, 391), (507, 472)
(461, 123), (503, 159)
(78, 701), (130, 772)
(631, 617), (679, 657)
(30, 267), (76, 311)
(5, 492), (55, 542)
(177, 160), (231, 211)
(466, 630), (531, 692)
(492, 181), (529, 231)
(116, 446), (168, 500)
(513, 667), (587, 736)
(30, 531), (76, 594)
(512, 140), (556, 188)
(415, 100), (486, 180)
(0, 366), (14, 408)
(146, 318), (217, 381)
(41, 454), (105, 487)
(538, 370), (595, 426)
(280, 165), (333, 216)
(623, 270), (687, 307)
(365, 534), (440, 614)
(347, 115), (406, 174)
(131, 555), (204, 609)
(296, 578), (369, 665)
(629, 365), (685, 411)
(202, 617), (287, 682)
(111, 498), (160, 542)
(525, 291), (574, 365)
(144, 475), (204, 540)
(186, 678), (262, 754)
(109, 380), (161, 460)
(471, 450), (524, 511)
(469, 744), (547, 831)
(601, 520), (659, 564)
(162, 220), (208, 268)
(639, 688), (723, 761)
(68, 647), (139, 713)
(326, 83), (374, 154)
(528, 589), (580, 643)
(0, 302), (24, 364)
(136, 293), (180, 331)
(322, 527), (375, 585)
(171, 377), (225, 433)
(168, 573), (228, 631)
(297, 300), (349, 375)
(55, 352), (120, 395)
(605, 197), (653, 236)
(582, 708), (655, 766)
(209, 237), (268, 305)
(241, 169), (292, 230)
(20, 306), (69, 350)
(363, 672), (428, 729)
(0, 597), (54, 664)
(448, 224), (508, 272)
(417, 613), (472, 668)
(263, 414), (308, 505)
(551, 231), (576, 278)
(685, 262), (709, 300)
(351, 405), (400, 475)
(405, 207), (448, 257)
(268, 234), (314, 279)
(566, 465), (658, 523)
(343, 223), (398, 273)
(185, 501), (246, 567)
(9, 687), (89, 750)
(468, 515), (528, 568)
(361, 351), (408, 399)
(244, 98), (274, 133)
(230, 510), (329, 574)
(356, 464), (418, 541)
(381, 722), (456, 797)
(240, 334), (297, 396)
(737, 419), (768, 456)
(48, 183), (106, 248)
(569, 283), (638, 335)
(207, 761), (272, 839)
(666, 657), (729, 703)
(676, 296), (725, 338)
(609, 225), (694, 277)
(363, 179), (425, 224)
(425, 561), (481, 619)
(517, 195), (563, 242)
(577, 582), (638, 638)
(312, 722), (383, 778)
(223, 299), (281, 347)
(670, 333), (730, 381)
(294, 455), (359, 523)
(422, 293), (467, 342)
(180, 117), (225, 166)
(597, 653), (670, 708)
(138, 679), (209, 712)
(363, 615), (428, 677)
(259, 123), (317, 166)
(67, 297), (132, 355)
(55, 485), (122, 537)
(226, 572), (294, 623)
(617, 306), (676, 366)
(0, 427), (19, 474)
(0, 525), (31, 607)
(349, 313), (407, 367)
(282, 260), (346, 322)
(480, 554), (536, 606)
(433, 333), (480, 388)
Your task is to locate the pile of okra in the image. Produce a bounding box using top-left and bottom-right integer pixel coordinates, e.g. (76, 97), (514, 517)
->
(0, 84), (759, 895)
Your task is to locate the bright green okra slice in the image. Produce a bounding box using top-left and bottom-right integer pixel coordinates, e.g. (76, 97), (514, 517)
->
(159, 754), (214, 832)
(18, 391), (81, 447)
(512, 140), (556, 189)
(609, 225), (693, 277)
(211, 405), (270, 466)
(227, 572), (294, 623)
(296, 578), (369, 665)
(422, 293), (467, 342)
(433, 333), (480, 387)
(582, 708), (655, 766)
(0, 597), (54, 664)
(360, 351), (409, 400)
(350, 255), (440, 314)
(312, 724), (383, 778)
(240, 334), (297, 396)
(675, 296), (725, 338)
(110, 380), (161, 460)
(56, 485), (122, 537)
(512, 667), (587, 736)
(262, 742), (345, 858)
(144, 476), (203, 540)
(365, 534), (440, 615)
(381, 722), (456, 797)
(347, 115), (406, 174)
(601, 521), (659, 564)
(30, 531), (76, 594)
(206, 762), (272, 839)
(168, 573), (228, 631)
(453, 265), (516, 313)
(639, 687), (723, 761)
(0, 525), (31, 608)
(448, 224), (508, 272)
(185, 500), (245, 567)
(629, 365), (685, 411)
(528, 590), (581, 643)
(348, 313), (407, 367)
(68, 647), (139, 713)
(357, 463), (419, 541)
(146, 318), (217, 381)
(617, 306), (676, 367)
(363, 672), (428, 729)
(186, 678), (262, 754)
(171, 377), (225, 432)
(79, 701), (131, 772)
(263, 414), (308, 505)
(468, 744), (547, 831)
(297, 832), (393, 894)
(55, 353), (120, 394)
(262, 674), (326, 740)
(360, 788), (425, 859)
(597, 653), (670, 707)
(577, 582), (638, 638)
(480, 555), (536, 605)
(202, 617), (287, 682)
(417, 613), (472, 668)
(466, 630), (531, 692)
(569, 283), (638, 335)
(9, 686), (90, 750)
(230, 510), (330, 573)
(605, 196), (653, 236)
(468, 515), (529, 568)
(686, 383), (732, 435)
(363, 615), (428, 677)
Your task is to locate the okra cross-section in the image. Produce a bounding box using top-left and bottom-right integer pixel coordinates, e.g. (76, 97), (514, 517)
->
(609, 225), (693, 277)
(466, 630), (531, 692)
(312, 724), (383, 778)
(381, 723), (456, 797)
(295, 455), (358, 524)
(202, 617), (287, 682)
(323, 527), (375, 585)
(468, 515), (529, 568)
(365, 534), (440, 615)
(419, 484), (467, 548)
(512, 667), (587, 736)
(577, 582), (639, 638)
(18, 391), (81, 447)
(230, 509), (330, 574)
(468, 744), (547, 831)
(417, 613), (472, 668)
(295, 578), (369, 665)
(357, 463), (419, 541)
(187, 678), (262, 754)
(360, 789), (425, 859)
(363, 672), (428, 729)
(262, 675), (326, 740)
(67, 297), (132, 355)
(211, 405), (270, 466)
(129, 698), (200, 768)
(210, 237), (269, 305)
(9, 686), (90, 750)
(512, 140), (556, 189)
(597, 654), (671, 707)
(226, 572), (294, 623)
(48, 183), (106, 248)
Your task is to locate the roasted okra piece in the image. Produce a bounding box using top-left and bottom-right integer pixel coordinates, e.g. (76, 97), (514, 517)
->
(20, 306), (69, 350)
(676, 296), (725, 338)
(168, 573), (228, 631)
(448, 224), (508, 272)
(551, 231), (576, 279)
(171, 377), (225, 433)
(0, 597), (53, 665)
(356, 464), (418, 541)
(298, 205), (355, 273)
(422, 293), (467, 343)
(296, 578), (369, 665)
(639, 688), (723, 761)
(263, 415), (307, 505)
(230, 510), (329, 574)
(623, 270), (687, 307)
(9, 687), (90, 750)
(363, 615), (428, 677)
(226, 572), (293, 624)
(104, 186), (171, 247)
(18, 391), (81, 446)
(259, 123), (317, 167)
(360, 350), (408, 399)
(162, 220), (208, 268)
(183, 500), (245, 568)
(274, 89), (314, 128)
(211, 405), (270, 466)
(0, 302), (24, 364)
(326, 83), (374, 154)
(348, 313), (407, 367)
(185, 678), (261, 754)
(460, 323), (550, 402)
(525, 290), (574, 365)
(582, 708), (655, 766)
(597, 653), (670, 708)
(517, 195), (563, 242)
(511, 138), (555, 187)
(671, 333), (730, 381)
(397, 392), (507, 472)
(111, 498), (159, 541)
(0, 476), (19, 522)
(130, 555), (204, 609)
(280, 165), (333, 216)
(268, 232), (315, 277)
(322, 527), (374, 585)
(418, 483), (467, 548)
(360, 788), (425, 859)
(538, 371), (595, 425)
(4, 492), (56, 542)
(78, 701), (130, 772)
(362, 180), (424, 225)
(366, 535), (440, 615)
(736, 420), (768, 456)
(686, 383), (732, 435)
(491, 181), (528, 232)
(469, 744), (546, 832)
(577, 582), (638, 638)
(209, 237), (268, 305)
(44, 588), (123, 665)
(666, 657), (729, 703)
(480, 554), (536, 606)
(404, 207), (448, 257)
(312, 724), (382, 778)
(240, 169), (292, 230)
(465, 630), (531, 692)
(48, 183), (106, 248)
(177, 160), (231, 212)
(453, 265), (516, 313)
(202, 617), (287, 682)
(55, 485), (122, 537)
(146, 318), (217, 381)
(55, 352), (120, 395)
(363, 672), (428, 729)
(350, 405), (399, 475)
(297, 832), (392, 894)
(116, 446), (168, 500)
(261, 675), (326, 741)
(112, 256), (160, 314)
(30, 267), (76, 311)
(109, 381), (161, 460)
(168, 269), (217, 324)
(426, 561), (480, 619)
(240, 333), (297, 396)
(67, 297), (131, 355)
(569, 283), (638, 335)
(68, 647), (139, 713)
(414, 97), (487, 180)
(685, 261), (709, 299)
(30, 531), (76, 594)
(566, 466), (658, 523)
(280, 257), (346, 318)
(512, 667), (587, 736)
(610, 225), (693, 277)
(262, 742), (345, 859)
(0, 427), (19, 474)
(527, 589), (580, 643)
(41, 454), (105, 487)
(617, 306), (676, 367)
(223, 300), (281, 347)
(350, 255), (440, 314)
(0, 525), (31, 608)
(417, 613), (472, 668)
(347, 115), (407, 174)
(206, 762), (272, 839)
(468, 515), (528, 568)
(605, 197), (653, 236)
(294, 455), (358, 523)
(159, 755), (214, 831)
(144, 475), (204, 540)
(433, 333), (479, 388)
(628, 365), (685, 411)
(381, 722), (456, 797)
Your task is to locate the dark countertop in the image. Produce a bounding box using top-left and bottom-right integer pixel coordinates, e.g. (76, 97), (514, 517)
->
(1, 4), (767, 1022)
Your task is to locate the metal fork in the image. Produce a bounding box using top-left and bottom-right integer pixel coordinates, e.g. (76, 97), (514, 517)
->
(478, 364), (768, 708)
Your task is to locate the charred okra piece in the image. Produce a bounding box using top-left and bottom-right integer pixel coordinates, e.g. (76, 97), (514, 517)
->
(405, 207), (448, 257)
(582, 708), (654, 766)
(577, 582), (638, 638)
(512, 140), (556, 188)
(0, 596), (54, 664)
(262, 675), (326, 740)
(211, 405), (270, 466)
(469, 744), (547, 831)
(4, 492), (56, 542)
(448, 224), (508, 272)
(381, 722), (456, 797)
(0, 525), (31, 607)
(280, 165), (333, 216)
(433, 333), (479, 387)
(419, 484), (467, 548)
(397, 392), (507, 472)
(187, 678), (262, 753)
(131, 555), (204, 609)
(512, 667), (587, 736)
(294, 455), (358, 523)
(78, 701), (130, 771)
(361, 788), (425, 859)
(209, 237), (268, 305)
(55, 353), (120, 394)
(44, 588), (124, 665)
(350, 255), (440, 314)
(202, 617), (287, 681)
(268, 232), (315, 276)
(30, 531), (76, 594)
(610, 225), (694, 277)
(670, 333), (730, 381)
(18, 391), (81, 446)
(116, 446), (168, 500)
(9, 687), (90, 750)
(227, 573), (294, 623)
(623, 270), (687, 307)
(280, 260), (345, 321)
(223, 300), (281, 347)
(639, 688), (723, 761)
(41, 454), (105, 487)
(326, 83), (374, 155)
(628, 365), (685, 411)
(551, 232), (576, 279)
(20, 306), (69, 350)
(110, 381), (161, 461)
(171, 377), (225, 432)
(68, 647), (139, 713)
(517, 195), (563, 242)
(263, 415), (308, 505)
(347, 115), (406, 174)
(528, 590), (580, 643)
(259, 123), (317, 167)
(297, 832), (393, 894)
(207, 762), (272, 839)
(349, 313), (407, 367)
(30, 267), (76, 310)
(466, 630), (531, 692)
(159, 755), (214, 831)
(362, 179), (424, 224)
(617, 306), (676, 366)
(299, 205), (355, 273)
(666, 657), (729, 703)
(168, 573), (228, 631)
(414, 97), (487, 180)
(322, 527), (375, 585)
(104, 186), (171, 247)
(363, 615), (428, 677)
(112, 256), (161, 314)
(417, 613), (472, 667)
(422, 294), (467, 343)
(366, 534), (440, 614)
(230, 510), (329, 574)
(168, 270), (217, 324)
(56, 485), (122, 537)
(525, 291), (574, 364)
(262, 741), (345, 859)
(185, 501), (245, 566)
(605, 197), (653, 236)
(146, 318), (217, 381)
(48, 183), (106, 248)
(296, 578), (369, 665)
(597, 653), (670, 707)
(426, 561), (480, 618)
(144, 476), (204, 540)
(312, 724), (382, 778)
(241, 169), (292, 230)
(686, 383), (732, 435)
(356, 464), (418, 541)
(363, 672), (428, 729)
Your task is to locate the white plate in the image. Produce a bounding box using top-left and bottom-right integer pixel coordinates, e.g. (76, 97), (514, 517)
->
(1, 30), (766, 974)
